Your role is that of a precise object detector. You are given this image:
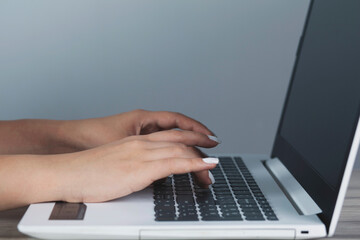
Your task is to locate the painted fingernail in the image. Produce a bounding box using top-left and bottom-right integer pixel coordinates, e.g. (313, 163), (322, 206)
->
(208, 171), (215, 184)
(202, 157), (219, 164)
(207, 135), (221, 144)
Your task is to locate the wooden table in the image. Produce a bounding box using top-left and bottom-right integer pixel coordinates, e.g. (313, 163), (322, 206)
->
(1, 171), (359, 240)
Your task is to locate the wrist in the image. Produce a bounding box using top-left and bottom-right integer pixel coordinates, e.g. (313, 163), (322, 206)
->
(54, 120), (89, 152)
(0, 154), (69, 210)
(26, 153), (83, 204)
(14, 119), (84, 154)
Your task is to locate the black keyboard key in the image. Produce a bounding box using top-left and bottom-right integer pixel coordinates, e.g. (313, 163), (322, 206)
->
(231, 186), (248, 191)
(178, 207), (197, 214)
(175, 182), (190, 187)
(176, 190), (193, 195)
(153, 191), (173, 196)
(194, 188), (211, 193)
(222, 210), (242, 216)
(199, 205), (217, 212)
(155, 211), (176, 217)
(243, 210), (262, 215)
(176, 195), (195, 204)
(240, 203), (259, 208)
(237, 198), (256, 204)
(233, 190), (251, 195)
(212, 184), (229, 188)
(215, 199), (236, 205)
(154, 199), (174, 205)
(267, 216), (279, 221)
(241, 206), (261, 211)
(177, 216), (199, 221)
(222, 210), (241, 217)
(175, 186), (192, 190)
(221, 216), (243, 221)
(154, 194), (174, 201)
(213, 187), (231, 191)
(197, 198), (216, 205)
(154, 204), (175, 210)
(178, 211), (198, 218)
(214, 191), (232, 196)
(218, 203), (238, 209)
(195, 190), (213, 196)
(215, 195), (233, 201)
(202, 215), (222, 221)
(155, 216), (176, 221)
(235, 194), (254, 199)
(245, 216), (265, 221)
(264, 212), (277, 218)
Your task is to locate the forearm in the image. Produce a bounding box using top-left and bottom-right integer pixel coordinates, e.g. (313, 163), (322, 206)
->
(0, 154), (66, 211)
(0, 119), (84, 154)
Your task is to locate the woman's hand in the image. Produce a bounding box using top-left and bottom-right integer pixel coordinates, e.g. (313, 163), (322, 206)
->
(0, 130), (217, 210)
(55, 131), (218, 203)
(62, 109), (220, 151)
(0, 110), (219, 155)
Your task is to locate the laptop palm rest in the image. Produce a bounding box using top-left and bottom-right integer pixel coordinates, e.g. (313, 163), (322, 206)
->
(264, 158), (322, 216)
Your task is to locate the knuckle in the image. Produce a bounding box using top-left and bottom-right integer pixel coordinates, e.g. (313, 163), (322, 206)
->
(168, 111), (182, 120)
(128, 139), (144, 148)
(170, 129), (183, 138)
(190, 158), (200, 167)
(133, 109), (146, 115)
(165, 158), (176, 174)
(184, 159), (195, 172)
(172, 145), (187, 155)
(184, 146), (199, 157)
(173, 111), (183, 117)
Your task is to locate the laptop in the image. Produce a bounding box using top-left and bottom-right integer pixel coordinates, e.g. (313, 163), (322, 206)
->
(18, 0), (360, 239)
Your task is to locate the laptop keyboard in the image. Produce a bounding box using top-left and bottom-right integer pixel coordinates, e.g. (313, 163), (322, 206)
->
(153, 157), (278, 221)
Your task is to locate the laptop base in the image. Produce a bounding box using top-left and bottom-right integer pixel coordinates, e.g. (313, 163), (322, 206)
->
(18, 154), (326, 239)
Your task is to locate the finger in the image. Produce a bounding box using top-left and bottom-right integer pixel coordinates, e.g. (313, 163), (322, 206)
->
(145, 145), (201, 161)
(145, 130), (219, 148)
(120, 135), (189, 150)
(146, 157), (218, 182)
(192, 170), (213, 188)
(147, 111), (216, 136)
(152, 177), (167, 186)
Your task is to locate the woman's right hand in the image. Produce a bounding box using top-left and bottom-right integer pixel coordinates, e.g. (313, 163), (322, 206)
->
(56, 130), (219, 203)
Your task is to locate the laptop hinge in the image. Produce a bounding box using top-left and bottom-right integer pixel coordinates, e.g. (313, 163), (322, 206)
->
(264, 158), (322, 215)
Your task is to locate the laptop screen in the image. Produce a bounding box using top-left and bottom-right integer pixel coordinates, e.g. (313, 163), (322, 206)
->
(272, 0), (360, 230)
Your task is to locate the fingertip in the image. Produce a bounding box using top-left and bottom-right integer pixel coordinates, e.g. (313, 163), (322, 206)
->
(208, 171), (215, 184)
(195, 127), (215, 138)
(207, 135), (221, 144)
(202, 157), (219, 164)
(192, 169), (213, 188)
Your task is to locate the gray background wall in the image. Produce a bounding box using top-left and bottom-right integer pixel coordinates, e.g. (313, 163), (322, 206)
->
(0, 0), (359, 168)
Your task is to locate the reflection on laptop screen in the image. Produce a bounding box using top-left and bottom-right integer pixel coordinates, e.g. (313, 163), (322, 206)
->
(273, 0), (360, 229)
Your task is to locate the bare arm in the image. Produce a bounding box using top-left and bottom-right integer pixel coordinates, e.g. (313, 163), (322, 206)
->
(0, 154), (64, 210)
(0, 119), (82, 154)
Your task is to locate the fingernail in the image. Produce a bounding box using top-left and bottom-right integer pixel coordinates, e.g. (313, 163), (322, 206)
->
(202, 157), (219, 164)
(208, 171), (215, 184)
(207, 135), (221, 144)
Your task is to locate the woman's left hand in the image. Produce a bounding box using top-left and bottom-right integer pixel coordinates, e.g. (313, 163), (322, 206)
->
(62, 109), (220, 151)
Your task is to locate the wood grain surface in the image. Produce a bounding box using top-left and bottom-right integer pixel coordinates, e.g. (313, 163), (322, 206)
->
(0, 171), (359, 240)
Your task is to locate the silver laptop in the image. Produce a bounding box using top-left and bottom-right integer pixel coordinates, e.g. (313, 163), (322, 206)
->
(18, 0), (360, 239)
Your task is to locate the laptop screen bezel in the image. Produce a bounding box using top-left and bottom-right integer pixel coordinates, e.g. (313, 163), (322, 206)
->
(271, 0), (360, 234)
